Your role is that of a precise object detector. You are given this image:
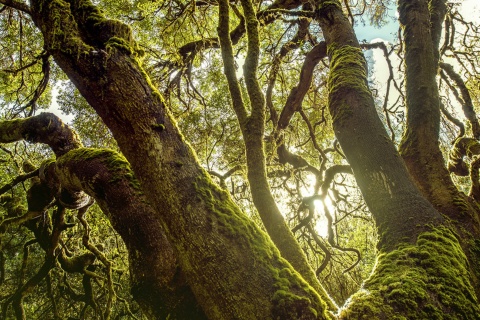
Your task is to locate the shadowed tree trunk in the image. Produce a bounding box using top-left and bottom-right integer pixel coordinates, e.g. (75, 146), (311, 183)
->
(0, 113), (205, 319)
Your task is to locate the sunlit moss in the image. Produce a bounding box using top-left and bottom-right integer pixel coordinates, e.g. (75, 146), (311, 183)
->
(193, 173), (332, 319)
(327, 43), (371, 126)
(339, 226), (480, 319)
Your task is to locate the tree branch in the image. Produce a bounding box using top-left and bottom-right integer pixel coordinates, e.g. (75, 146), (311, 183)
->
(440, 62), (480, 139)
(0, 0), (30, 14)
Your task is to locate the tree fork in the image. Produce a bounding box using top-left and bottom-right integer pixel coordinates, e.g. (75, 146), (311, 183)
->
(316, 0), (479, 316)
(26, 0), (333, 317)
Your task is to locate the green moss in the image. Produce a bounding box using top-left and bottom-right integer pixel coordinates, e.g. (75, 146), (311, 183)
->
(339, 226), (480, 319)
(193, 174), (331, 319)
(327, 43), (371, 125)
(105, 36), (134, 55)
(56, 148), (142, 193)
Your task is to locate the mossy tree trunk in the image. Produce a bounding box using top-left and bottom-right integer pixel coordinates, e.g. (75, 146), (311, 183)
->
(25, 0), (331, 319)
(397, 0), (480, 292)
(0, 113), (205, 319)
(2, 0), (479, 318)
(315, 0), (480, 317)
(217, 0), (335, 309)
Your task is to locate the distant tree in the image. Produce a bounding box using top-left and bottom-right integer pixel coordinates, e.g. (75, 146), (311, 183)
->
(0, 0), (479, 319)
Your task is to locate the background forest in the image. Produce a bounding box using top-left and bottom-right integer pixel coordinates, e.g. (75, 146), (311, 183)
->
(0, 0), (479, 318)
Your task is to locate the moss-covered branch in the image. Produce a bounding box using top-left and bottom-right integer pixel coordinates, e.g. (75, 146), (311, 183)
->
(316, 0), (443, 250)
(0, 113), (206, 318)
(217, 0), (248, 124)
(397, 0), (460, 214)
(0, 113), (82, 156)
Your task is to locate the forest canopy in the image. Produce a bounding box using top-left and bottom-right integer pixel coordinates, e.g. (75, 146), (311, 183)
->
(0, 0), (479, 319)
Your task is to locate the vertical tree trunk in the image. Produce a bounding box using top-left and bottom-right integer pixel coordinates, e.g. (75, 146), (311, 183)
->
(217, 0), (336, 309)
(315, 0), (480, 317)
(397, 0), (480, 292)
(315, 0), (441, 249)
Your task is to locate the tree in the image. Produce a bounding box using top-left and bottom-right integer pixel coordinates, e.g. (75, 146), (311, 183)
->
(0, 0), (479, 318)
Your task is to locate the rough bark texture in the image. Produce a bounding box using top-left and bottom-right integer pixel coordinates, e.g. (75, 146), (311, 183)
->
(397, 0), (456, 211)
(315, 0), (480, 317)
(27, 0), (331, 318)
(0, 114), (205, 319)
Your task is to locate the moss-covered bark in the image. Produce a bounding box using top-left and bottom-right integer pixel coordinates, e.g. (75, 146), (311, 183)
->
(397, 0), (455, 210)
(397, 0), (480, 294)
(316, 0), (442, 250)
(11, 0), (479, 317)
(217, 0), (336, 310)
(315, 0), (480, 316)
(0, 115), (206, 319)
(26, 0), (332, 318)
(339, 227), (480, 319)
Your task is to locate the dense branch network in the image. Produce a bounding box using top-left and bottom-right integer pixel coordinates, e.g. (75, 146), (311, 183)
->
(0, 113), (200, 319)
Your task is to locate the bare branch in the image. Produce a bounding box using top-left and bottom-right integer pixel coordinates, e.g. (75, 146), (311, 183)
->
(440, 62), (480, 139)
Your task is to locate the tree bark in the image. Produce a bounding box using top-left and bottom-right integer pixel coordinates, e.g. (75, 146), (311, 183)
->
(315, 0), (480, 317)
(27, 0), (331, 318)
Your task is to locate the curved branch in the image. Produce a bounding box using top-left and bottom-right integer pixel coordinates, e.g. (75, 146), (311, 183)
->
(0, 169), (39, 196)
(440, 102), (465, 139)
(0, 113), (82, 157)
(448, 137), (480, 176)
(440, 62), (480, 139)
(277, 41), (327, 131)
(0, 113), (206, 319)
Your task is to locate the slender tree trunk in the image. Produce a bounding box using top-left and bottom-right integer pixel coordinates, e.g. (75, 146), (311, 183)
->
(217, 0), (336, 309)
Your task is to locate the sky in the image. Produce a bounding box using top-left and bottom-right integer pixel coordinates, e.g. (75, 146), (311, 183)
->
(363, 0), (479, 112)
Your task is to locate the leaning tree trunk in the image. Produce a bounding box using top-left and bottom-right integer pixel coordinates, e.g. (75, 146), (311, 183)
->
(315, 0), (480, 317)
(27, 0), (332, 318)
(217, 0), (335, 309)
(0, 113), (206, 319)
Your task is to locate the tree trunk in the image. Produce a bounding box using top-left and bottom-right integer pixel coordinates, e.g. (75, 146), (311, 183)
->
(217, 0), (335, 309)
(28, 0), (331, 318)
(315, 0), (480, 317)
(398, 0), (480, 293)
